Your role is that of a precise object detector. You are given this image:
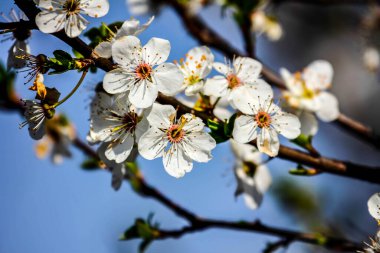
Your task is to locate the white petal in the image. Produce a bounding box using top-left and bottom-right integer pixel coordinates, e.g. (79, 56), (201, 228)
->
(280, 68), (303, 96)
(234, 57), (262, 83)
(182, 114), (205, 132)
(271, 111), (301, 139)
(254, 165), (272, 193)
(153, 63), (183, 96)
(128, 80), (158, 108)
(257, 128), (279, 157)
(184, 81), (204, 96)
(82, 0), (110, 18)
(138, 127), (167, 159)
(230, 139), (260, 162)
(163, 144), (193, 178)
(35, 0), (56, 10)
(146, 103), (176, 129)
(117, 16), (154, 38)
(213, 62), (229, 75)
(315, 92), (339, 122)
(112, 36), (141, 66)
(142, 37), (170, 66)
(105, 134), (134, 163)
(35, 10), (66, 34)
(299, 111), (318, 136)
(103, 69), (133, 94)
(203, 76), (228, 97)
(28, 120), (46, 140)
(303, 60), (333, 90)
(368, 193), (380, 220)
(232, 80), (273, 115)
(94, 41), (112, 58)
(214, 106), (233, 121)
(185, 46), (214, 78)
(64, 14), (88, 38)
(232, 115), (258, 143)
(183, 132), (216, 162)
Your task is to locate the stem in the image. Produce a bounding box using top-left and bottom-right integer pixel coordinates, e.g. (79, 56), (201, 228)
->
(52, 69), (88, 108)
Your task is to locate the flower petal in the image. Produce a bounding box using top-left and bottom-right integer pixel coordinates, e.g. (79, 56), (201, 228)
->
(234, 57), (262, 83)
(203, 76), (228, 97)
(183, 132), (216, 162)
(64, 14), (88, 38)
(103, 69), (134, 94)
(257, 128), (279, 157)
(142, 37), (170, 66)
(138, 127), (167, 159)
(213, 62), (229, 75)
(185, 46), (214, 78)
(128, 80), (158, 108)
(81, 0), (110, 18)
(233, 115), (258, 143)
(94, 41), (112, 58)
(368, 193), (380, 220)
(271, 111), (301, 139)
(231, 80), (273, 115)
(117, 16), (155, 38)
(153, 63), (183, 96)
(299, 111), (318, 136)
(146, 103), (176, 129)
(303, 60), (333, 90)
(315, 92), (339, 122)
(35, 10), (66, 34)
(105, 134), (134, 163)
(7, 40), (30, 69)
(112, 35), (141, 66)
(163, 144), (193, 178)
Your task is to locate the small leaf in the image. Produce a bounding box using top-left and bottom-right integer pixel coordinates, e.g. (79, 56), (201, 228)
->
(81, 157), (101, 170)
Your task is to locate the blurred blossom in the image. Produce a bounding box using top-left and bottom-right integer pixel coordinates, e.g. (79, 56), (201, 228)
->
(251, 11), (283, 41)
(368, 193), (380, 223)
(126, 0), (163, 15)
(1, 9), (31, 69)
(231, 139), (271, 210)
(280, 60), (340, 123)
(363, 47), (380, 72)
(35, 114), (75, 164)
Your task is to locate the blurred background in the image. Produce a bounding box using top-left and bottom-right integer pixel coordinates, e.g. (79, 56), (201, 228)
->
(0, 0), (380, 252)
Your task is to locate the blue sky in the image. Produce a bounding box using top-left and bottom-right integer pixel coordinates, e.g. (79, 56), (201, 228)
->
(0, 1), (379, 252)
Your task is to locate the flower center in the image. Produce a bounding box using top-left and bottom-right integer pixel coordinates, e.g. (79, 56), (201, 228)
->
(186, 74), (200, 86)
(63, 0), (80, 14)
(255, 111), (271, 128)
(135, 63), (152, 81)
(227, 74), (241, 89)
(167, 124), (185, 143)
(122, 112), (138, 133)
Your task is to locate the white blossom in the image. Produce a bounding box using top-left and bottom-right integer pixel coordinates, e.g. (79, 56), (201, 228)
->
(89, 92), (149, 163)
(232, 85), (301, 157)
(176, 46), (214, 96)
(94, 16), (154, 59)
(19, 100), (53, 140)
(280, 60), (339, 122)
(203, 56), (264, 107)
(251, 11), (283, 41)
(103, 36), (184, 108)
(363, 47), (380, 72)
(231, 140), (271, 210)
(34, 0), (110, 38)
(35, 114), (75, 164)
(1, 9), (31, 69)
(368, 193), (380, 222)
(138, 103), (216, 178)
(359, 230), (380, 253)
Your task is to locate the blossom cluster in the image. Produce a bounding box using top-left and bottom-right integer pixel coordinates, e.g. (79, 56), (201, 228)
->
(5, 1), (341, 209)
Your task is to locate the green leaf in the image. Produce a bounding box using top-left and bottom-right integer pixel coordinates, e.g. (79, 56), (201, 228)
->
(53, 50), (73, 62)
(81, 157), (100, 170)
(139, 240), (152, 253)
(224, 113), (237, 137)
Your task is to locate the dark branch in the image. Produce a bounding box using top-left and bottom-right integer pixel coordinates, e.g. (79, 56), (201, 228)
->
(271, 0), (380, 5)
